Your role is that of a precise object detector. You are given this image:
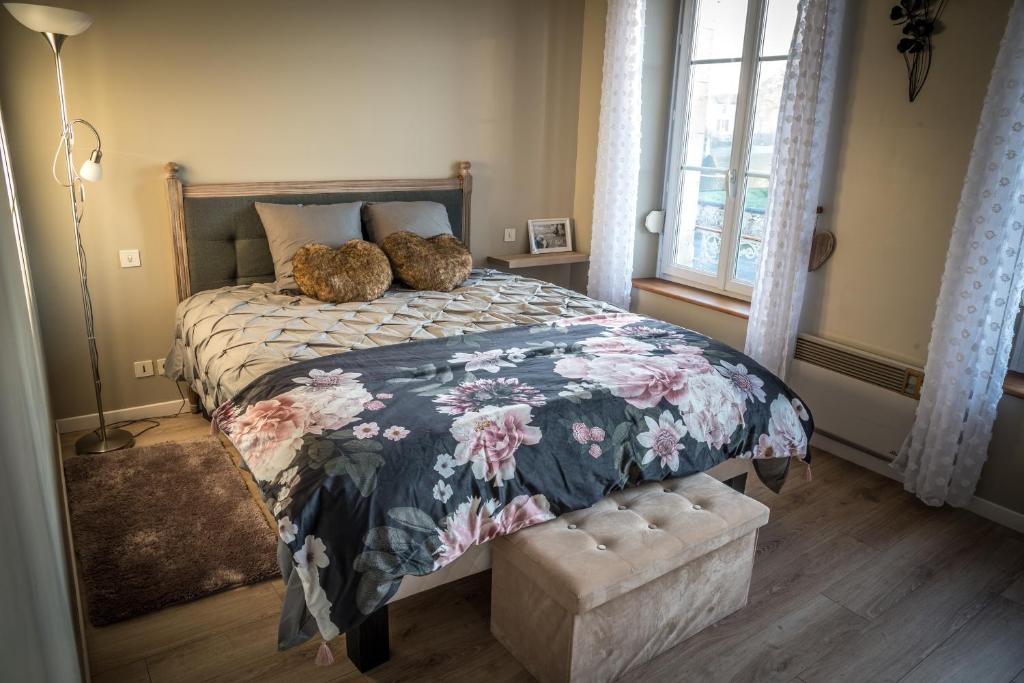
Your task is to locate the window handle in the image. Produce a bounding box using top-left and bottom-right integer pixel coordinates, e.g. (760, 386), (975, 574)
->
(726, 169), (737, 199)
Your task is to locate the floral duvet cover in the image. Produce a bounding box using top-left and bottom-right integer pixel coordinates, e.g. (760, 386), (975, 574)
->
(212, 312), (813, 648)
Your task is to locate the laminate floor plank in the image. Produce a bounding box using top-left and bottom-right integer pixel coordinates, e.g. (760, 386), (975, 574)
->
(91, 661), (151, 683)
(1005, 573), (1024, 606)
(86, 580), (283, 675)
(145, 611), (352, 683)
(822, 510), (990, 619)
(621, 593), (866, 683)
(898, 596), (1024, 683)
(800, 525), (1024, 683)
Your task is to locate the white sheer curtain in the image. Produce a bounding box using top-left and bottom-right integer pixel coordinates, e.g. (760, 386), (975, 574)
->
(587, 0), (646, 309)
(894, 0), (1024, 508)
(744, 0), (844, 378)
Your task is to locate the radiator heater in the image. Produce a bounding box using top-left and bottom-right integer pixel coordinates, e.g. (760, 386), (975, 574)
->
(786, 334), (923, 461)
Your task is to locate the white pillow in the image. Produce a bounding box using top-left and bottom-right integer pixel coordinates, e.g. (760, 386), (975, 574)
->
(255, 201), (363, 292)
(364, 201), (453, 244)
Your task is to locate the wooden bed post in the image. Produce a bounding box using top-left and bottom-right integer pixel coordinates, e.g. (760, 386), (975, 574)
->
(164, 162), (201, 413)
(346, 605), (390, 672)
(458, 160), (472, 250)
(164, 162), (191, 303)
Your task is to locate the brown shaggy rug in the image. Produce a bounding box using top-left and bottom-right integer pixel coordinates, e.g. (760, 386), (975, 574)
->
(63, 437), (280, 626)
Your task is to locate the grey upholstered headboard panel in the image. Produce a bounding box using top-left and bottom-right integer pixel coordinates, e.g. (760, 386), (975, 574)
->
(164, 162), (473, 301)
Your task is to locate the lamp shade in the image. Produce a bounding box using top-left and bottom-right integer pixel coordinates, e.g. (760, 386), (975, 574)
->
(79, 158), (101, 182)
(4, 3), (92, 35)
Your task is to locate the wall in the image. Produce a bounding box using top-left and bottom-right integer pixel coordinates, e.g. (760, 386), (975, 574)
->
(0, 0), (587, 420)
(630, 0), (1024, 515)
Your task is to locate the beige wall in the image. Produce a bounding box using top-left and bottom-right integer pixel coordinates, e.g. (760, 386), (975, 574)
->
(631, 0), (1024, 515)
(571, 0), (606, 261)
(0, 0), (587, 420)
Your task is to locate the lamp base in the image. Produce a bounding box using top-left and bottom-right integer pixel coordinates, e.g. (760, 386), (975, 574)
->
(75, 427), (135, 455)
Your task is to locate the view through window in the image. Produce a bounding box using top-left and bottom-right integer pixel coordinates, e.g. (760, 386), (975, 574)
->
(660, 0), (799, 296)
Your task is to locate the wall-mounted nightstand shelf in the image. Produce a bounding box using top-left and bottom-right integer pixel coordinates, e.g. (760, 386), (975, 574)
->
(487, 251), (589, 269)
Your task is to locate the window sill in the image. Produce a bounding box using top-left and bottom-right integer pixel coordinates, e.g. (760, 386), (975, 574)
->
(1005, 371), (1024, 400)
(632, 277), (750, 320)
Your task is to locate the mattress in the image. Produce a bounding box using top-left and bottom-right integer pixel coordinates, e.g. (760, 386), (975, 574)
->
(166, 269), (618, 413)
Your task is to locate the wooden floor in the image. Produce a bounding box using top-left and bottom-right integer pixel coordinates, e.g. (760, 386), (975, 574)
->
(63, 414), (1024, 683)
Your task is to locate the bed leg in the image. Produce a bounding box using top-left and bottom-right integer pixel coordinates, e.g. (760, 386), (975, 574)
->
(723, 472), (748, 494)
(346, 604), (390, 672)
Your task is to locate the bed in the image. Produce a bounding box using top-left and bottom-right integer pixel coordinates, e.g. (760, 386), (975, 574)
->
(163, 161), (812, 670)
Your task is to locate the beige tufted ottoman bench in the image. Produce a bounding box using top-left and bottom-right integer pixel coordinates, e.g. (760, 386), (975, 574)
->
(490, 473), (769, 683)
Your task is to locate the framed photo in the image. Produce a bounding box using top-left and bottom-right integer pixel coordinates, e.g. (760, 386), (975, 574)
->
(527, 218), (573, 254)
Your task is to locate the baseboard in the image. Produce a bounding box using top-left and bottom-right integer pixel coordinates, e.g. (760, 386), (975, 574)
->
(56, 398), (192, 434)
(966, 496), (1024, 535)
(812, 433), (1024, 534)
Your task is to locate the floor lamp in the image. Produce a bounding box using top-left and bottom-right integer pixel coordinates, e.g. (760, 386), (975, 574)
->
(5, 3), (133, 454)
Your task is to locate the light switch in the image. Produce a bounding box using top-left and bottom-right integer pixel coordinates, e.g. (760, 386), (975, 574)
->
(503, 228), (516, 242)
(119, 249), (141, 268)
(133, 360), (154, 378)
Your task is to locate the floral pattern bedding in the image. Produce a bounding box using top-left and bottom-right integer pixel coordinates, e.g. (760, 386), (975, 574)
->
(212, 312), (813, 647)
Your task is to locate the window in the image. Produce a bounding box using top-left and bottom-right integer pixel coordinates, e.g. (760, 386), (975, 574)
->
(659, 0), (799, 298)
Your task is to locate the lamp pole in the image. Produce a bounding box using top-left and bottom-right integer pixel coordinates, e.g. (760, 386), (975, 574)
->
(40, 28), (133, 454)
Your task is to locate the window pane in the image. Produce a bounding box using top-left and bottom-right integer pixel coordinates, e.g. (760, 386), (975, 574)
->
(733, 176), (769, 284)
(692, 0), (750, 60)
(761, 0), (800, 57)
(672, 169), (727, 276)
(682, 62), (742, 167)
(746, 59), (787, 174)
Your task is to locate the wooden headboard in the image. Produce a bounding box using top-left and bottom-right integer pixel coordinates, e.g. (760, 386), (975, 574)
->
(164, 161), (473, 302)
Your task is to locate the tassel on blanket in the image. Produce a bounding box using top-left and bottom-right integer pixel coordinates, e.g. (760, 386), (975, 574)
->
(315, 640), (335, 666)
(803, 463), (813, 482)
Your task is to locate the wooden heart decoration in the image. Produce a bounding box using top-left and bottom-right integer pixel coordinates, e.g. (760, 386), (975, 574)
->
(380, 231), (472, 291)
(292, 240), (393, 303)
(808, 230), (836, 271)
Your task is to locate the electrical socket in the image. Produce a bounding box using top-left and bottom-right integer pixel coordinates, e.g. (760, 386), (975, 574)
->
(155, 358), (166, 376)
(133, 360), (154, 378)
(503, 228), (516, 242)
(119, 249), (141, 268)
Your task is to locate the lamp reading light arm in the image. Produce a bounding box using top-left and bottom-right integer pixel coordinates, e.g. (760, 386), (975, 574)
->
(51, 118), (102, 187)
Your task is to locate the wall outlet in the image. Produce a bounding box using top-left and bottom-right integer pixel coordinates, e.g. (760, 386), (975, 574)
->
(503, 228), (516, 242)
(133, 360), (154, 378)
(155, 358), (166, 376)
(119, 249), (141, 268)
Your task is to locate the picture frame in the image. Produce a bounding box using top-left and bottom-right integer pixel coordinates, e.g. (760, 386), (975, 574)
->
(527, 218), (573, 254)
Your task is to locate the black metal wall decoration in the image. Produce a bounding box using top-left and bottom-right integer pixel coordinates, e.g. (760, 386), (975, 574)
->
(890, 0), (948, 102)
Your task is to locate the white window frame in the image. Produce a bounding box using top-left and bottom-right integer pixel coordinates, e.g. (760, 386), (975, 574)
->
(658, 0), (786, 300)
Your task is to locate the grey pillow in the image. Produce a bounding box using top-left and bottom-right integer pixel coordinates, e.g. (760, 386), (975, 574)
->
(255, 201), (363, 291)
(365, 201), (453, 244)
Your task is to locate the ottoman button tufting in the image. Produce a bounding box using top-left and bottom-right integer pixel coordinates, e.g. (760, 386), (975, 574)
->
(693, 504), (703, 511)
(618, 505), (627, 510)
(663, 488), (671, 493)
(596, 544), (607, 551)
(567, 524), (577, 530)
(648, 524), (657, 530)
